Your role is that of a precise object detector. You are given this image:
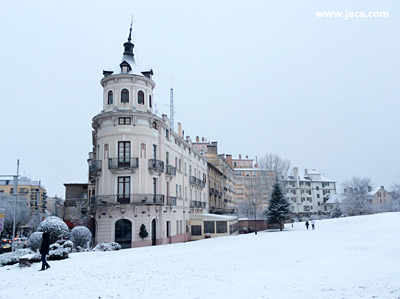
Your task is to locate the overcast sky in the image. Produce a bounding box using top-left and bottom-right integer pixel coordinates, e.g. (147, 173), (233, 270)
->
(1, 1), (399, 197)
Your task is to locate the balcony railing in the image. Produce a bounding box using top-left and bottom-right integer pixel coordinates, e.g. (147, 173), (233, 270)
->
(108, 157), (138, 170)
(210, 188), (215, 195)
(90, 160), (102, 174)
(149, 159), (164, 172)
(190, 200), (206, 209)
(189, 176), (205, 188)
(166, 196), (177, 206)
(189, 176), (197, 185)
(90, 194), (165, 206)
(165, 165), (176, 176)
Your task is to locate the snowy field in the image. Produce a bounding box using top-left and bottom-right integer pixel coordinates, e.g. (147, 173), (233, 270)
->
(1, 213), (399, 299)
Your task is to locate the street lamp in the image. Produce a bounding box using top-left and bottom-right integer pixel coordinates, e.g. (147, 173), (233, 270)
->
(253, 198), (257, 235)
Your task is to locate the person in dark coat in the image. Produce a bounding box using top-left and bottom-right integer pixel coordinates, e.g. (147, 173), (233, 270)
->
(305, 221), (309, 230)
(39, 232), (50, 271)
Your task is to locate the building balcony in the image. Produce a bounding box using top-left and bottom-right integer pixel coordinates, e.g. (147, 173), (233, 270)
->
(189, 176), (205, 188)
(108, 157), (138, 174)
(165, 165), (176, 177)
(166, 196), (177, 206)
(189, 176), (197, 185)
(149, 159), (164, 174)
(190, 200), (206, 209)
(89, 160), (102, 182)
(196, 178), (205, 188)
(209, 188), (215, 195)
(90, 193), (165, 207)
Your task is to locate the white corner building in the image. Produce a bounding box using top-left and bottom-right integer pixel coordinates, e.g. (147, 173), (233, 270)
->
(87, 28), (208, 248)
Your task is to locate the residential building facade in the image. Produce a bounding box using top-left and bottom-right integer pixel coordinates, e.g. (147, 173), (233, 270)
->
(284, 168), (337, 218)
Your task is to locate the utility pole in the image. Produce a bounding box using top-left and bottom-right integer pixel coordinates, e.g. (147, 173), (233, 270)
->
(12, 159), (20, 245)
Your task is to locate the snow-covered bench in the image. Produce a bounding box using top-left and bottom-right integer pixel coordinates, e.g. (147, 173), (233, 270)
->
(19, 254), (37, 267)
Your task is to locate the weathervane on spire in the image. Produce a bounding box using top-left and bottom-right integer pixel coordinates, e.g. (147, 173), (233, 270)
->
(128, 15), (134, 42)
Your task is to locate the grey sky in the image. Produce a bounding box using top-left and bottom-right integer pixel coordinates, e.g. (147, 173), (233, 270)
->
(1, 1), (399, 197)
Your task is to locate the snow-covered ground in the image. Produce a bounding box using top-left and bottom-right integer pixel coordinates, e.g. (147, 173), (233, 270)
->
(1, 213), (399, 299)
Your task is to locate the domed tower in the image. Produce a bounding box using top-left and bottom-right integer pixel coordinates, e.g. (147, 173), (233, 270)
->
(87, 28), (209, 249)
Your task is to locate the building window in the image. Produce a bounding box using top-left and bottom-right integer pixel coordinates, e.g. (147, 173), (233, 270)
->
(117, 176), (130, 203)
(138, 90), (144, 105)
(204, 221), (215, 234)
(118, 141), (130, 165)
(121, 89), (129, 103)
(149, 95), (152, 108)
(119, 117), (131, 125)
(191, 225), (202, 236)
(216, 221), (227, 233)
(108, 90), (113, 105)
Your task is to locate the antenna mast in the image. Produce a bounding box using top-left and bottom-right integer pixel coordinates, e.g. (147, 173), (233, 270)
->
(170, 86), (174, 131)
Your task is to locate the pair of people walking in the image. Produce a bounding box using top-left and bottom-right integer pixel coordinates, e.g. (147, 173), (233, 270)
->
(305, 220), (316, 230)
(39, 232), (50, 271)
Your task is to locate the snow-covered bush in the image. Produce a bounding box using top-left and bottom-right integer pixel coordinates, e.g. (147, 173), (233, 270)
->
(62, 240), (73, 253)
(26, 232), (43, 252)
(0, 249), (37, 266)
(38, 216), (69, 244)
(93, 242), (121, 252)
(50, 243), (60, 251)
(70, 226), (92, 248)
(48, 247), (69, 261)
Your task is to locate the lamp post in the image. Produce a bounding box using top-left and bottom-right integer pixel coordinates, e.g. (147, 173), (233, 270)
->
(253, 198), (257, 235)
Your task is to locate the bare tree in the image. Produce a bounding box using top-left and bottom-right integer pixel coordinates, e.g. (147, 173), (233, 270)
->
(390, 183), (400, 211)
(70, 199), (89, 227)
(0, 193), (31, 238)
(237, 197), (264, 219)
(341, 177), (373, 216)
(257, 154), (292, 200)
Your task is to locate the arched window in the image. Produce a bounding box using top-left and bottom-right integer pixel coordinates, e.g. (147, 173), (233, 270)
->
(107, 90), (113, 105)
(121, 89), (129, 103)
(149, 95), (152, 108)
(115, 219), (132, 249)
(138, 90), (144, 105)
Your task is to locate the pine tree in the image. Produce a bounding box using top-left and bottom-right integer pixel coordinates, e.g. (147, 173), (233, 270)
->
(265, 182), (290, 231)
(139, 224), (148, 240)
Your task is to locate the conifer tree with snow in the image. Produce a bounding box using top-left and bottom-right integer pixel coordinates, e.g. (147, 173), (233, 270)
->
(139, 224), (148, 240)
(264, 182), (290, 231)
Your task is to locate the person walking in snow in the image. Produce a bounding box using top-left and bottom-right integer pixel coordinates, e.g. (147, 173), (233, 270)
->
(39, 232), (50, 271)
(305, 221), (309, 230)
(311, 220), (315, 230)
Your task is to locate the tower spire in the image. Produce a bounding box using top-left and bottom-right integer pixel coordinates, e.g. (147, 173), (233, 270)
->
(123, 17), (134, 56)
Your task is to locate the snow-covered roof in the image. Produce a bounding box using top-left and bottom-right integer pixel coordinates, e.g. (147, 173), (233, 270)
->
(368, 186), (383, 196)
(116, 54), (143, 76)
(325, 193), (343, 204)
(190, 213), (238, 221)
(285, 174), (335, 183)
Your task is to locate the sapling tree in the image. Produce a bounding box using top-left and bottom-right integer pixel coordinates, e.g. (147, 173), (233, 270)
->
(139, 224), (148, 240)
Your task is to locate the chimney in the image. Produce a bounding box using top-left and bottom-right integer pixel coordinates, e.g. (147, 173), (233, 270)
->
(226, 154), (232, 167)
(304, 169), (308, 175)
(246, 155), (248, 159)
(381, 186), (384, 189)
(239, 154), (241, 159)
(196, 136), (199, 142)
(178, 122), (182, 137)
(162, 114), (167, 120)
(368, 186), (372, 192)
(182, 130), (184, 139)
(202, 137), (204, 142)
